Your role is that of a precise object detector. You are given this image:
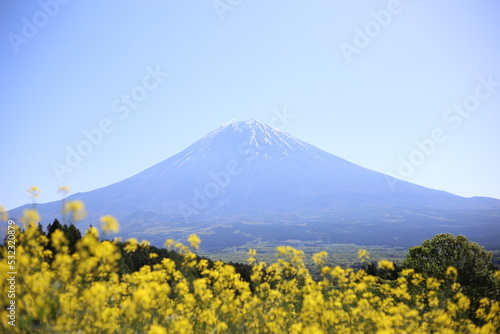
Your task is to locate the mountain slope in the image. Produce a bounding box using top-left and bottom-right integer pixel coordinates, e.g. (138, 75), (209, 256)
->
(7, 120), (500, 248)
(91, 119), (498, 214)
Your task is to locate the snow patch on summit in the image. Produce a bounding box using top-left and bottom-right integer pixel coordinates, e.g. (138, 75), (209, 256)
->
(171, 119), (328, 167)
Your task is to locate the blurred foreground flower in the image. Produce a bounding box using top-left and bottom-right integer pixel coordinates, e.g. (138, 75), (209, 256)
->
(357, 249), (370, 260)
(63, 200), (87, 221)
(86, 225), (99, 238)
(140, 240), (151, 248)
(58, 185), (70, 195)
(164, 239), (175, 249)
(100, 215), (120, 233)
(27, 186), (40, 198)
(20, 208), (40, 227)
(378, 259), (395, 271)
(187, 233), (201, 250)
(247, 249), (257, 264)
(312, 251), (328, 265)
(148, 324), (167, 334)
(0, 205), (8, 221)
(446, 266), (459, 280)
(124, 238), (138, 253)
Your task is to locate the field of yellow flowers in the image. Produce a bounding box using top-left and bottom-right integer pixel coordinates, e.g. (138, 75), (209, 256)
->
(1, 202), (500, 333)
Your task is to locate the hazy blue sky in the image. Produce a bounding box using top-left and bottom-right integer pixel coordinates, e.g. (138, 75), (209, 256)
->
(1, 0), (500, 210)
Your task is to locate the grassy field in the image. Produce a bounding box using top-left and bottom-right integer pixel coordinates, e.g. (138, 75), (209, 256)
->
(204, 239), (500, 269)
(203, 239), (408, 267)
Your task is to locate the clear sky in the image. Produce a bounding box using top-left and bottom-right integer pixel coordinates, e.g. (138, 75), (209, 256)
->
(1, 0), (500, 210)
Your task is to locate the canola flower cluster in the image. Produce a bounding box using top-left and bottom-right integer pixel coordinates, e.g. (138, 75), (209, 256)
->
(1, 205), (500, 333)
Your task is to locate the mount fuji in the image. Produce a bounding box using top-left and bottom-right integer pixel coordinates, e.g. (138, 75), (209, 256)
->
(7, 120), (500, 249)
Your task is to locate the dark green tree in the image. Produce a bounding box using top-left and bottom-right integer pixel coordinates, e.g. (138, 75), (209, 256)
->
(47, 219), (63, 237)
(85, 224), (97, 239)
(37, 222), (46, 236)
(402, 234), (493, 283)
(64, 223), (82, 253)
(363, 262), (378, 276)
(46, 219), (82, 254)
(402, 233), (499, 315)
(45, 219), (64, 260)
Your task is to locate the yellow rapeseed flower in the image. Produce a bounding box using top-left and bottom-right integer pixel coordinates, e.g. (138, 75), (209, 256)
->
(248, 248), (257, 264)
(303, 324), (325, 334)
(100, 215), (120, 233)
(456, 292), (470, 310)
(187, 233), (201, 250)
(63, 200), (87, 221)
(58, 185), (70, 194)
(446, 266), (458, 280)
(6, 197), (500, 334)
(140, 240), (151, 248)
(148, 324), (167, 334)
(27, 186), (40, 198)
(357, 249), (370, 260)
(51, 229), (68, 249)
(86, 226), (99, 238)
(312, 251), (328, 265)
(378, 259), (395, 271)
(124, 238), (138, 253)
(20, 208), (40, 227)
(164, 239), (175, 249)
(0, 205), (8, 221)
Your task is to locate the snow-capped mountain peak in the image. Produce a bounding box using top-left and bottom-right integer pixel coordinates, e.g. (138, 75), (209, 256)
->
(7, 119), (500, 250)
